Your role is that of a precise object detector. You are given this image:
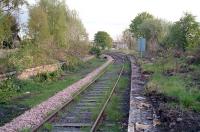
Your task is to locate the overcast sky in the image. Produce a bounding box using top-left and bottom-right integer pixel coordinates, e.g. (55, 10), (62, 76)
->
(24, 0), (200, 40)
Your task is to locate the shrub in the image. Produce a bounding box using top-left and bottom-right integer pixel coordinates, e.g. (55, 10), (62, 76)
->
(89, 47), (101, 57)
(61, 55), (82, 72)
(0, 78), (20, 104)
(8, 41), (56, 71)
(34, 70), (62, 83)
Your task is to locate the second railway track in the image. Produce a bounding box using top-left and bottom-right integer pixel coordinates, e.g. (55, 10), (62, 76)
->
(35, 52), (130, 132)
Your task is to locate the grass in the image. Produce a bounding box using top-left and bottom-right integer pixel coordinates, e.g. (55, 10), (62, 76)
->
(14, 58), (105, 106)
(79, 64), (123, 132)
(39, 123), (53, 132)
(0, 57), (106, 126)
(50, 63), (121, 132)
(90, 64), (120, 120)
(20, 128), (31, 132)
(106, 76), (128, 120)
(98, 62), (130, 132)
(142, 56), (200, 111)
(141, 57), (178, 73)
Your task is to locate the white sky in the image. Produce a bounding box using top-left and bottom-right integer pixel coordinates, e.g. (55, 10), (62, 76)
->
(25, 0), (200, 40)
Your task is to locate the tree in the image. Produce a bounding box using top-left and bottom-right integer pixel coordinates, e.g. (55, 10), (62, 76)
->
(67, 10), (89, 57)
(0, 13), (19, 48)
(129, 12), (154, 38)
(67, 10), (88, 44)
(0, 0), (27, 13)
(122, 29), (136, 50)
(94, 31), (112, 49)
(0, 14), (12, 47)
(27, 0), (90, 61)
(129, 12), (172, 53)
(38, 0), (68, 47)
(138, 19), (163, 52)
(138, 19), (162, 40)
(0, 0), (24, 48)
(28, 6), (50, 43)
(165, 13), (200, 51)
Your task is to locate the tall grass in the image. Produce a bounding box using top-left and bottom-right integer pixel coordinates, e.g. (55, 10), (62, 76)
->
(144, 56), (200, 111)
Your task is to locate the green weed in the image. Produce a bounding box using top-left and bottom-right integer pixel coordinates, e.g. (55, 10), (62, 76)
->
(141, 55), (200, 111)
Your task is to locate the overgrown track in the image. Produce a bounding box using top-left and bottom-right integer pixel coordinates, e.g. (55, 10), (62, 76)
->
(36, 53), (129, 132)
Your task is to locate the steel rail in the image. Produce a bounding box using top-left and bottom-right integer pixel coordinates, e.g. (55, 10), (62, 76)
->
(32, 60), (114, 132)
(90, 64), (124, 132)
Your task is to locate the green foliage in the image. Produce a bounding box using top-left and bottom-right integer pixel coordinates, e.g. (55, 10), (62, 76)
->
(37, 0), (88, 48)
(129, 12), (154, 38)
(164, 13), (200, 51)
(146, 73), (200, 111)
(129, 12), (200, 54)
(94, 31), (112, 49)
(11, 58), (104, 107)
(20, 127), (31, 132)
(0, 0), (27, 13)
(34, 70), (62, 83)
(63, 55), (82, 71)
(0, 58), (105, 125)
(1, 0), (90, 71)
(28, 6), (50, 42)
(29, 0), (68, 47)
(89, 47), (101, 57)
(7, 0), (89, 70)
(129, 12), (169, 53)
(138, 19), (162, 41)
(42, 123), (53, 131)
(0, 13), (19, 49)
(143, 56), (200, 111)
(106, 96), (122, 120)
(99, 63), (130, 132)
(8, 41), (55, 70)
(0, 78), (20, 104)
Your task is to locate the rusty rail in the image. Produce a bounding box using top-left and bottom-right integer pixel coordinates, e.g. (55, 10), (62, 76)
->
(32, 55), (124, 132)
(90, 65), (124, 132)
(32, 61), (114, 132)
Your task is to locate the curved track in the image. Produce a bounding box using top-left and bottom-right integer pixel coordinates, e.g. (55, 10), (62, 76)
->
(36, 52), (129, 132)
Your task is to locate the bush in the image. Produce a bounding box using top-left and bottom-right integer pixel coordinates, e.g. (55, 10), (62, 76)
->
(89, 47), (101, 57)
(8, 41), (57, 71)
(61, 55), (83, 72)
(0, 79), (20, 104)
(34, 70), (62, 82)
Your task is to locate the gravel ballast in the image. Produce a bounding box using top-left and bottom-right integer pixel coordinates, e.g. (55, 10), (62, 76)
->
(0, 55), (113, 132)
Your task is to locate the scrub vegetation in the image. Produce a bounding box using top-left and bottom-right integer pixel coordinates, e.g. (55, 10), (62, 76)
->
(125, 11), (200, 111)
(0, 0), (90, 72)
(125, 11), (200, 130)
(97, 62), (130, 132)
(0, 57), (105, 126)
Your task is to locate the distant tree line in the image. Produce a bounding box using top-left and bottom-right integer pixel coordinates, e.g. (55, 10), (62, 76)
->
(123, 11), (200, 57)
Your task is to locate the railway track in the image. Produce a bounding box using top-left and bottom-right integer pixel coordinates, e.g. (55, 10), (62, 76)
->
(34, 52), (129, 132)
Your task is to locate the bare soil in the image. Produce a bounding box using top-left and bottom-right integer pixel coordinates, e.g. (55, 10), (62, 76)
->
(147, 91), (200, 132)
(142, 69), (200, 132)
